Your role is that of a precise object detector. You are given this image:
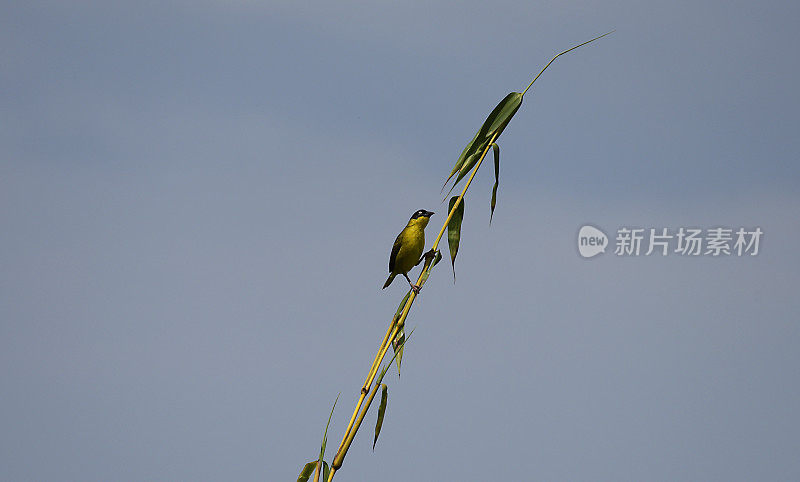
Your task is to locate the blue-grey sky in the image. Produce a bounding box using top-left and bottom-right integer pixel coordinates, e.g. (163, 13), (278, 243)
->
(2, 1), (799, 480)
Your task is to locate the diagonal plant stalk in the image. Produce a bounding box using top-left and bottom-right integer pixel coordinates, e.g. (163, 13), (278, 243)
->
(522, 30), (614, 96)
(321, 32), (614, 481)
(328, 133), (498, 481)
(337, 329), (413, 471)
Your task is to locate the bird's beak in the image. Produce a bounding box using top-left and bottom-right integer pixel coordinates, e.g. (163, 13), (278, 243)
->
(426, 211), (435, 217)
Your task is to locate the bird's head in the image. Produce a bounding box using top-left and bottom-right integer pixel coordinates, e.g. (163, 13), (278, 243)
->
(409, 209), (434, 228)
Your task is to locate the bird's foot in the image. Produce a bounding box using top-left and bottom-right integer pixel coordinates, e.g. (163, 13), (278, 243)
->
(410, 284), (421, 294)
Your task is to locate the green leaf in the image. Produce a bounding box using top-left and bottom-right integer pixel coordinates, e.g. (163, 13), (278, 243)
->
(445, 92), (523, 191)
(444, 138), (489, 199)
(315, 394), (339, 481)
(393, 292), (411, 323)
(390, 291), (412, 376)
(392, 327), (405, 376)
(373, 384), (388, 450)
(443, 129), (481, 190)
(418, 250), (442, 287)
(298, 461), (317, 482)
(323, 462), (330, 482)
(447, 196), (465, 281)
(490, 142), (500, 224)
(443, 31), (616, 194)
(382, 328), (414, 386)
(390, 290), (412, 375)
(484, 92), (523, 139)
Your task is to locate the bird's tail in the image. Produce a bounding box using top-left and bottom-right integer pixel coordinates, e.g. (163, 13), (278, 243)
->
(382, 273), (396, 289)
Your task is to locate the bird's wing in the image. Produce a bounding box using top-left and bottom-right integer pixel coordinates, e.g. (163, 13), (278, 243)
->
(389, 233), (403, 273)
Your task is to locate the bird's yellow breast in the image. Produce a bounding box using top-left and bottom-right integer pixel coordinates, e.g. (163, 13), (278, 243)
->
(393, 224), (425, 274)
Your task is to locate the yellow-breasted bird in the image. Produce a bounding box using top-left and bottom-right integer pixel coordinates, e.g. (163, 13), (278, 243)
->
(383, 209), (434, 293)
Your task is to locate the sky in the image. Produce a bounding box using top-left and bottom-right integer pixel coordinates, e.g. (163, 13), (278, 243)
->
(2, 1), (799, 480)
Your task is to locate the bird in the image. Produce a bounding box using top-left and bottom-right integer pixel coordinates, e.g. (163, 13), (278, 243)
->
(383, 209), (435, 293)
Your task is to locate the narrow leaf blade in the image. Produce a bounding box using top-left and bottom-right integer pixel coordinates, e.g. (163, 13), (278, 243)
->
(298, 461), (317, 482)
(323, 462), (330, 481)
(390, 290), (411, 375)
(393, 292), (411, 323)
(392, 327), (405, 376)
(490, 143), (500, 224)
(450, 140), (490, 190)
(316, 394), (339, 480)
(381, 328), (415, 386)
(485, 92), (523, 139)
(447, 197), (465, 281)
(373, 384), (389, 450)
(432, 250), (442, 267)
(418, 250), (442, 287)
(444, 129), (482, 190)
(391, 291), (411, 376)
(446, 92), (523, 190)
